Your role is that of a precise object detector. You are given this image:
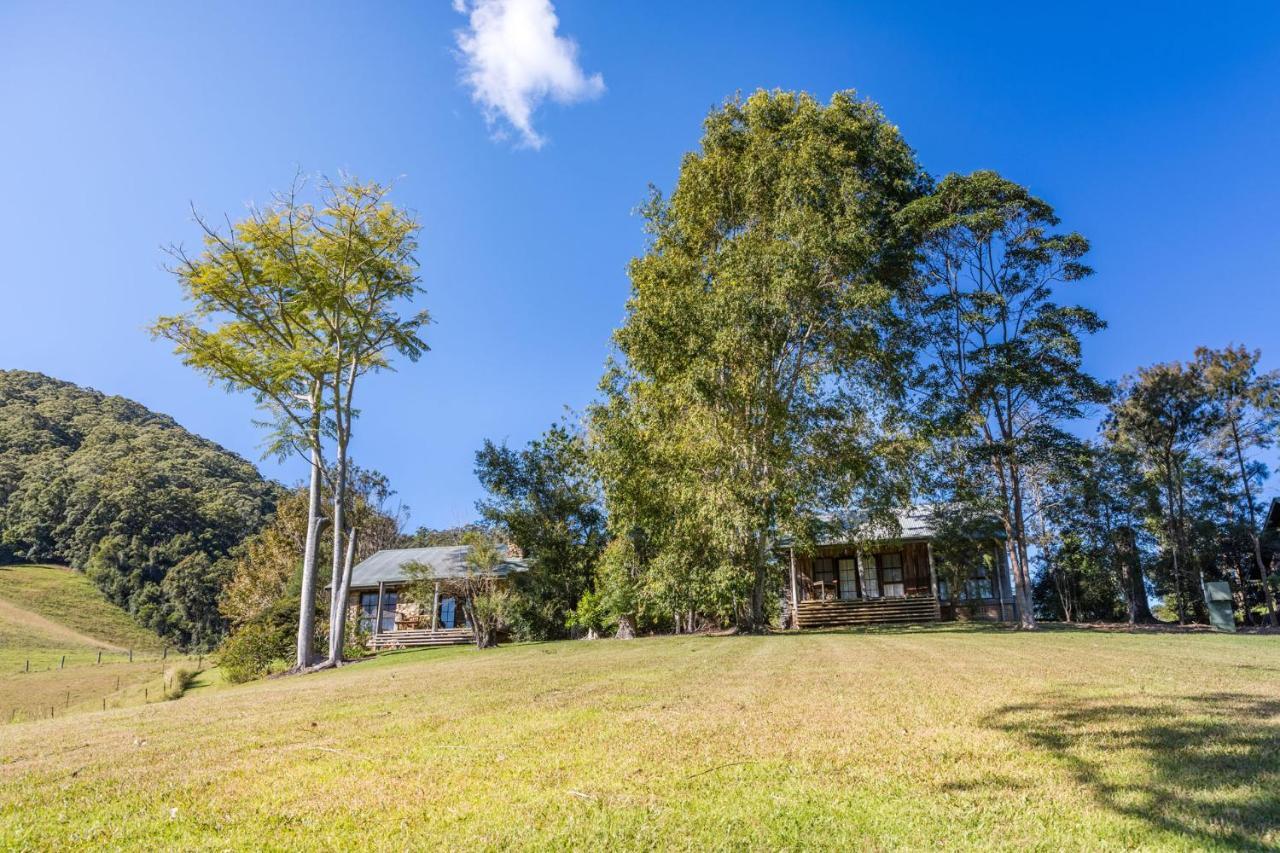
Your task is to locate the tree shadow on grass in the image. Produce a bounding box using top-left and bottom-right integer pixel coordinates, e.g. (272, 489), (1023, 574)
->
(984, 692), (1280, 849)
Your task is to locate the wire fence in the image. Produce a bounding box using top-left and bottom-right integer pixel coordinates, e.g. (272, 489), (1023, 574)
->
(3, 649), (209, 725)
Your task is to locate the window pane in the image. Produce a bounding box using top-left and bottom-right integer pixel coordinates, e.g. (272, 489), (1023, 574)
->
(380, 592), (398, 633)
(883, 582), (905, 598)
(838, 558), (858, 599)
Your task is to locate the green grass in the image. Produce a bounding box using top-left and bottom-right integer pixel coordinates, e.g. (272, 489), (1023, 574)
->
(0, 564), (165, 651)
(0, 564), (211, 723)
(1, 626), (1277, 849)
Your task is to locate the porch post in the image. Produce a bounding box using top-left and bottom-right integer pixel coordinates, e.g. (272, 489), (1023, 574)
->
(375, 580), (385, 639)
(996, 546), (1011, 622)
(925, 541), (942, 620)
(431, 581), (440, 632)
(788, 546), (799, 629)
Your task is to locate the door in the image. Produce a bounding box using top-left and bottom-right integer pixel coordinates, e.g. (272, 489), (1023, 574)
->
(439, 597), (457, 629)
(880, 553), (905, 598)
(860, 554), (880, 599)
(838, 558), (859, 599)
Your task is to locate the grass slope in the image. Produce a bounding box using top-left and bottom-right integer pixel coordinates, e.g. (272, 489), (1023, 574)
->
(2, 626), (1278, 850)
(0, 565), (202, 723)
(0, 564), (165, 652)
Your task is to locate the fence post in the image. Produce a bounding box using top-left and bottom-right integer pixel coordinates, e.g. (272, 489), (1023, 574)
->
(97, 650), (102, 665)
(102, 698), (106, 711)
(65, 690), (70, 707)
(115, 676), (120, 691)
(25, 659), (29, 673)
(129, 649), (133, 663)
(163, 647), (168, 660)
(144, 688), (148, 702)
(60, 655), (65, 669)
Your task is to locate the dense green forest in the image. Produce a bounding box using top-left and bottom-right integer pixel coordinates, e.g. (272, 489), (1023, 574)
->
(0, 370), (278, 648)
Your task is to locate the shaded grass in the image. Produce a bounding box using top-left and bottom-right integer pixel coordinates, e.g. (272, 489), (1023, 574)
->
(1, 627), (1277, 849)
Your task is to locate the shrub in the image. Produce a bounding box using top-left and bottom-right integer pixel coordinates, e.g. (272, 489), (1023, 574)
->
(163, 666), (195, 700)
(218, 621), (289, 683)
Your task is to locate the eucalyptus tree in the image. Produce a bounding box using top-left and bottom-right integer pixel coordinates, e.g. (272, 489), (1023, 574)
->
(155, 176), (428, 669)
(594, 90), (928, 631)
(1195, 345), (1280, 627)
(1040, 441), (1156, 625)
(1105, 361), (1213, 623)
(898, 171), (1108, 629)
(154, 181), (333, 668)
(310, 179), (428, 666)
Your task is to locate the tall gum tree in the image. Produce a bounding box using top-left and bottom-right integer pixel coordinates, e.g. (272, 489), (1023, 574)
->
(595, 90), (928, 631)
(898, 171), (1108, 630)
(309, 179), (429, 667)
(154, 181), (333, 668)
(1195, 345), (1279, 627)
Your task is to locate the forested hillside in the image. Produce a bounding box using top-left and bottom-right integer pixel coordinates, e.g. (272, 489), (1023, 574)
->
(0, 370), (277, 648)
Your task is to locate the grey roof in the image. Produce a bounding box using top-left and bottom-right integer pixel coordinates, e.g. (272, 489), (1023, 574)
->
(347, 545), (529, 589)
(778, 503), (1003, 548)
(815, 504), (938, 545)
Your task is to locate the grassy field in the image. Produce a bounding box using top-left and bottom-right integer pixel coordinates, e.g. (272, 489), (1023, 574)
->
(0, 565), (209, 723)
(2, 625), (1277, 850)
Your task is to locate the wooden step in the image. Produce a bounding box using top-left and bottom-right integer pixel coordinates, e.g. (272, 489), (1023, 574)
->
(368, 629), (474, 650)
(796, 596), (940, 629)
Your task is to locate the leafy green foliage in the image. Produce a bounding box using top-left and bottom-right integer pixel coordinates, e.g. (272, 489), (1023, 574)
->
(0, 371), (277, 648)
(901, 171), (1108, 628)
(475, 422), (606, 639)
(594, 89), (928, 631)
(218, 620), (290, 683)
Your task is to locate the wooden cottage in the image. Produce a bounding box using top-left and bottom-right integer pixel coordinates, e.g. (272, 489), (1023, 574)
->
(783, 507), (1018, 629)
(345, 545), (528, 649)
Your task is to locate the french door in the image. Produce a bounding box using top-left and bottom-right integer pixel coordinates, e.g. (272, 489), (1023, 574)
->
(837, 558), (859, 599)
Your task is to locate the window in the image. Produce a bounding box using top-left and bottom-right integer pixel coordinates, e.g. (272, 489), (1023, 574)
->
(359, 593), (378, 633)
(880, 553), (905, 598)
(937, 579), (951, 601)
(812, 558), (836, 586)
(965, 565), (994, 600)
(359, 591), (397, 632)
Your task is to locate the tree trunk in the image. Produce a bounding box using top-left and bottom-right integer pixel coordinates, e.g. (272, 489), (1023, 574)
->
(324, 441), (349, 665)
(1251, 533), (1278, 628)
(328, 527), (358, 660)
(615, 614), (636, 640)
(295, 419), (324, 669)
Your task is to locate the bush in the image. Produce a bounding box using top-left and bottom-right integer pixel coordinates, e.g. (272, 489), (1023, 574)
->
(218, 621), (290, 683)
(163, 666), (195, 700)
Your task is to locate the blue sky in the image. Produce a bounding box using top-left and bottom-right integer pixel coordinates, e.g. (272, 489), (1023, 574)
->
(2, 1), (1278, 528)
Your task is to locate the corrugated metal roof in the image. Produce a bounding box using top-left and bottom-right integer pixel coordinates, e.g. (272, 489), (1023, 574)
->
(347, 545), (529, 589)
(815, 504), (937, 544)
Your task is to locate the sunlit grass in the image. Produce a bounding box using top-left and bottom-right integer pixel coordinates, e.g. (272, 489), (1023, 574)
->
(1, 626), (1277, 849)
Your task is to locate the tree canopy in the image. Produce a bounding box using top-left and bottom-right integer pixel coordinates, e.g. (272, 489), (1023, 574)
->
(0, 370), (277, 648)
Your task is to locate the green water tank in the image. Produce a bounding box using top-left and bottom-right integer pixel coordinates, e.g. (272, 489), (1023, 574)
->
(1203, 581), (1236, 632)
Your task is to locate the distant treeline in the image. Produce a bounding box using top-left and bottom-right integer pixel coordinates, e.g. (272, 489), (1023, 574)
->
(0, 370), (278, 648)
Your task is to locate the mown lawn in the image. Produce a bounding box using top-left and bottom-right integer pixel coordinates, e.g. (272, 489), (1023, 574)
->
(2, 626), (1277, 850)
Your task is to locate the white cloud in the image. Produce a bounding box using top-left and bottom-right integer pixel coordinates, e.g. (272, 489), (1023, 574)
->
(454, 0), (605, 149)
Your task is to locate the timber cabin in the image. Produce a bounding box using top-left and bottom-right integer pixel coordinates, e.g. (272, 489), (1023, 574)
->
(783, 507), (1018, 629)
(345, 545), (528, 649)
